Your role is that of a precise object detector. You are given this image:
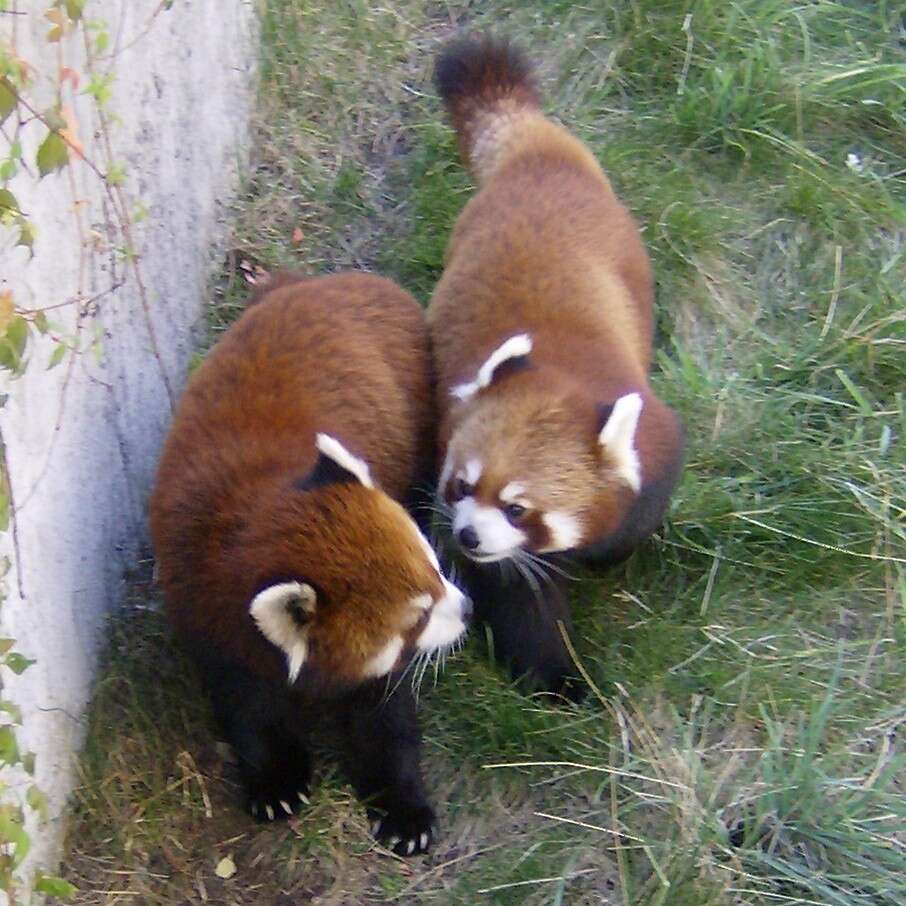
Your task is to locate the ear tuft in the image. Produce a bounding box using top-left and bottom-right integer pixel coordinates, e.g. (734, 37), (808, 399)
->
(296, 434), (374, 490)
(249, 581), (317, 683)
(598, 392), (644, 493)
(451, 333), (532, 401)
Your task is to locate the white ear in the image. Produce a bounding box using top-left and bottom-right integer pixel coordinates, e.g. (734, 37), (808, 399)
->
(315, 433), (374, 488)
(598, 393), (643, 493)
(451, 334), (532, 401)
(249, 581), (317, 683)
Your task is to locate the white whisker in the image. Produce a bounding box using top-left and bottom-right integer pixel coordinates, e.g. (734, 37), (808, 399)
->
(513, 555), (543, 603)
(523, 550), (578, 581)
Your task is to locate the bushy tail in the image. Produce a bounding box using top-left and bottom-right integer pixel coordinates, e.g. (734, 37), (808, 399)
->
(433, 35), (541, 175)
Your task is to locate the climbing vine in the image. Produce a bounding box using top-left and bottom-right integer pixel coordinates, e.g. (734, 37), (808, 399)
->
(1, 0), (175, 899)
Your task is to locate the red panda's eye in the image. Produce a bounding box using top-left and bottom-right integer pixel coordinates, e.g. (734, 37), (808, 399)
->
(452, 477), (472, 501)
(504, 502), (527, 523)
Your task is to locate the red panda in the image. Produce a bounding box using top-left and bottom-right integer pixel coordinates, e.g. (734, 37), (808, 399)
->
(427, 37), (684, 696)
(149, 272), (470, 855)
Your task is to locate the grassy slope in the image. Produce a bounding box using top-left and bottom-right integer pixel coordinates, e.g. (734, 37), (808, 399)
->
(61, 2), (905, 904)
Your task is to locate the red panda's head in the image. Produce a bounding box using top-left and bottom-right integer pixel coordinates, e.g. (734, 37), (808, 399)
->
(245, 435), (471, 692)
(438, 335), (643, 562)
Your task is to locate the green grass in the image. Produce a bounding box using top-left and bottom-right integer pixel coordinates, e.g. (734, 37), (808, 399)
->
(61, 1), (905, 903)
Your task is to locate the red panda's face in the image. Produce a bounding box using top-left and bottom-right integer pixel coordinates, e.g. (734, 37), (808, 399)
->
(439, 399), (597, 561)
(248, 436), (470, 692)
(439, 350), (644, 562)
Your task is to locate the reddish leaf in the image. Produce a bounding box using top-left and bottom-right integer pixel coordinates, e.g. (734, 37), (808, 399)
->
(59, 67), (81, 90)
(59, 105), (83, 159)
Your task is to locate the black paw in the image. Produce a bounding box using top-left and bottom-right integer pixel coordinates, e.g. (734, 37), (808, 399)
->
(369, 803), (436, 856)
(247, 782), (311, 823)
(514, 664), (587, 703)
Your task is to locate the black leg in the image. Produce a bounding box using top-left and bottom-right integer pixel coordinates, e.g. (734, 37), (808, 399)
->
(191, 645), (313, 822)
(339, 682), (435, 856)
(461, 559), (585, 701)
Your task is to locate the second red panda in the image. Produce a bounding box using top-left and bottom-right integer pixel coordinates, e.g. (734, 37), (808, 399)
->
(150, 272), (470, 855)
(427, 37), (684, 695)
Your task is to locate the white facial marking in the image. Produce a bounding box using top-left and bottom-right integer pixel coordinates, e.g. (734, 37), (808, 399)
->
(249, 581), (316, 683)
(363, 635), (405, 678)
(407, 522), (469, 653)
(452, 497), (526, 561)
(315, 433), (374, 488)
(598, 392), (644, 493)
(451, 334), (532, 401)
(541, 511), (583, 552)
(411, 592), (433, 611)
(416, 579), (469, 652)
(414, 529), (441, 572)
(499, 482), (526, 504)
(438, 456), (454, 497)
(464, 458), (483, 486)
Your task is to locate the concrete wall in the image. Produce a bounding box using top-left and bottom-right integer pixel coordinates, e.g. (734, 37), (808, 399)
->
(0, 0), (255, 884)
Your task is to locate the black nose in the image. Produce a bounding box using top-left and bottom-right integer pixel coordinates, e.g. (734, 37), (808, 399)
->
(458, 526), (480, 550)
(461, 595), (474, 624)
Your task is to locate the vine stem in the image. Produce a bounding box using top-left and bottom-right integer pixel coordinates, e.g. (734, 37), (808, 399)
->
(8, 82), (176, 409)
(0, 430), (26, 599)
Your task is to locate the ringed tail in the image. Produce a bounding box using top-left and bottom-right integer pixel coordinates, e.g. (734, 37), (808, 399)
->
(433, 36), (542, 180)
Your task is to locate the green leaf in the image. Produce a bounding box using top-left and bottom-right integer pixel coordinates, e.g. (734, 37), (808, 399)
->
(85, 72), (113, 106)
(107, 162), (126, 186)
(42, 108), (66, 132)
(47, 344), (67, 370)
(0, 640), (14, 656)
(0, 188), (17, 218)
(0, 807), (29, 867)
(21, 752), (35, 775)
(0, 78), (14, 127)
(0, 726), (19, 764)
(4, 653), (35, 675)
(63, 0), (86, 21)
(33, 311), (49, 335)
(94, 31), (109, 55)
(0, 701), (22, 724)
(25, 785), (48, 820)
(36, 131), (68, 177)
(35, 875), (77, 898)
(16, 217), (35, 254)
(0, 316), (28, 373)
(4, 315), (27, 351)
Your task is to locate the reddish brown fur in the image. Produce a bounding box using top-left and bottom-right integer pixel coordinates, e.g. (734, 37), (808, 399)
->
(150, 272), (438, 690)
(429, 37), (683, 554)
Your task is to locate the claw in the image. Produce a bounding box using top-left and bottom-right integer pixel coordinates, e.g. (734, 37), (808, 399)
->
(280, 799), (293, 816)
(406, 839), (416, 855)
(265, 804), (275, 821)
(387, 836), (401, 851)
(371, 819), (382, 837)
(298, 791), (310, 805)
(419, 832), (429, 851)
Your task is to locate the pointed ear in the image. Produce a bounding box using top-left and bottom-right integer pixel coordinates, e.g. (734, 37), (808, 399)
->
(451, 334), (532, 401)
(249, 581), (317, 683)
(598, 393), (643, 493)
(295, 433), (374, 490)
